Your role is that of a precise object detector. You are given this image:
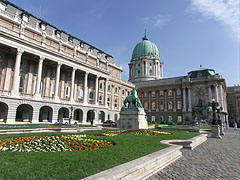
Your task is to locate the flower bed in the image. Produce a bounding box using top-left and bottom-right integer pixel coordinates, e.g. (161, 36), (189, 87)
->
(0, 135), (113, 152)
(0, 130), (171, 152)
(104, 129), (171, 136)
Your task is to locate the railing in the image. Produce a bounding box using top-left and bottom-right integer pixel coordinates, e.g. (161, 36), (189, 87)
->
(0, 90), (10, 96)
(0, 9), (117, 77)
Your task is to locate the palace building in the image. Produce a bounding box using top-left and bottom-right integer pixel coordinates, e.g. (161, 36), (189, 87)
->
(0, 0), (134, 124)
(227, 85), (240, 126)
(129, 35), (228, 125)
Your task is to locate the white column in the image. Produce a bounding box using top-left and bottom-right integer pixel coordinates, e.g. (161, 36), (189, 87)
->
(104, 78), (108, 107)
(219, 84), (224, 110)
(54, 63), (61, 101)
(215, 85), (219, 103)
(160, 63), (163, 79)
(83, 72), (89, 104)
(188, 87), (192, 112)
(11, 48), (24, 96)
(208, 85), (212, 103)
(95, 75), (99, 105)
(34, 57), (44, 98)
(70, 68), (76, 102)
(183, 88), (186, 112)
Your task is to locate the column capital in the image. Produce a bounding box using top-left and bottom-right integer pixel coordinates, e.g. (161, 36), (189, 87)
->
(39, 56), (45, 61)
(57, 62), (62, 67)
(17, 48), (24, 55)
(72, 67), (77, 71)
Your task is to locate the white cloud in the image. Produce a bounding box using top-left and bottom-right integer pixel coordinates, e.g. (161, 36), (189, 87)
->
(190, 0), (240, 41)
(142, 14), (170, 28)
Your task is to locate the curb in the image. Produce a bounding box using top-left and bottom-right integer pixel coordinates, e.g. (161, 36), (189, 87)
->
(0, 127), (102, 134)
(83, 134), (207, 180)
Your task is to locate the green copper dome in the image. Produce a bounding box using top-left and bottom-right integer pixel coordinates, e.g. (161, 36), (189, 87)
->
(132, 36), (159, 59)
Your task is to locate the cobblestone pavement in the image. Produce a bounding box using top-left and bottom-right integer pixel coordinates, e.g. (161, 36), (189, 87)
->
(148, 128), (240, 180)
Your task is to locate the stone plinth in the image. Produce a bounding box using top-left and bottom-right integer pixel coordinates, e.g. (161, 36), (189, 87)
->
(211, 125), (221, 139)
(219, 124), (225, 136)
(118, 108), (148, 129)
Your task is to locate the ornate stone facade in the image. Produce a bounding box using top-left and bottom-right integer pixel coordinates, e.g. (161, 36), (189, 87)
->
(227, 85), (240, 126)
(0, 1), (133, 124)
(129, 35), (228, 125)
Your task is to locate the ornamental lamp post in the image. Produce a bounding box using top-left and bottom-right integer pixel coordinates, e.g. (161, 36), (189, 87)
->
(209, 99), (219, 125)
(217, 106), (225, 136)
(70, 106), (73, 125)
(209, 99), (221, 138)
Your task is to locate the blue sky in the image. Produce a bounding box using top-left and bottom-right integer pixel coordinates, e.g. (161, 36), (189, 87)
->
(9, 0), (240, 86)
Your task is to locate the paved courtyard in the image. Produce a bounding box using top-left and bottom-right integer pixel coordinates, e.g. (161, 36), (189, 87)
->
(148, 128), (240, 180)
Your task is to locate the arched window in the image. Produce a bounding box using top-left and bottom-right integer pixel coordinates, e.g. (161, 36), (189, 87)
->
(51, 84), (55, 97)
(177, 89), (181, 96)
(78, 89), (83, 100)
(65, 86), (70, 99)
(149, 69), (152, 75)
(18, 76), (24, 93)
(138, 70), (141, 76)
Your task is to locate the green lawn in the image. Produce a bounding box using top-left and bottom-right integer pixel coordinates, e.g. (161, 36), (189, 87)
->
(0, 130), (198, 180)
(0, 124), (95, 130)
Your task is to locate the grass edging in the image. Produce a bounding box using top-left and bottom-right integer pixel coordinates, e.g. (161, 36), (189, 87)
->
(83, 134), (207, 180)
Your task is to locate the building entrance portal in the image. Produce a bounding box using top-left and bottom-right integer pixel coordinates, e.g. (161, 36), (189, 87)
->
(16, 104), (33, 122)
(39, 106), (53, 122)
(0, 102), (8, 123)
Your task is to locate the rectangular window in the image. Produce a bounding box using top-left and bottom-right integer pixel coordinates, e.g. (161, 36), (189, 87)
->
(107, 97), (110, 107)
(114, 99), (118, 107)
(108, 85), (111, 91)
(144, 92), (148, 98)
(151, 116), (155, 123)
(159, 91), (164, 96)
(152, 102), (156, 110)
(177, 116), (182, 123)
(152, 91), (155, 98)
(99, 83), (103, 89)
(115, 87), (118, 94)
(89, 91), (94, 102)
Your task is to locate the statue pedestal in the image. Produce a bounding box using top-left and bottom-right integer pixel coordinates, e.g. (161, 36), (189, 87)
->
(211, 125), (222, 139)
(118, 108), (148, 129)
(219, 123), (225, 136)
